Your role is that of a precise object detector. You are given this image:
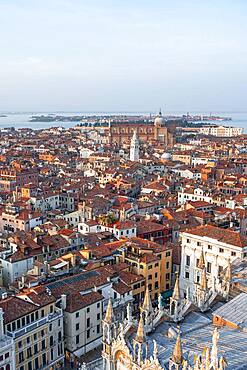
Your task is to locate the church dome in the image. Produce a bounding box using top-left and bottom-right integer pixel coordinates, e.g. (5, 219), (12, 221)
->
(154, 109), (164, 127)
(161, 152), (172, 160)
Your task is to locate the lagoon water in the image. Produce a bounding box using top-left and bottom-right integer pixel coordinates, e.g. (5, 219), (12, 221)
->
(0, 112), (246, 132)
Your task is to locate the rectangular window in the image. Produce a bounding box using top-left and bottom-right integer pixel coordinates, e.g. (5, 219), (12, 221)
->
(207, 262), (212, 273)
(76, 323), (79, 331)
(219, 248), (224, 253)
(87, 318), (90, 328)
(185, 271), (190, 279)
(231, 251), (236, 256)
(76, 335), (79, 344)
(97, 313), (100, 320)
(42, 353), (46, 366)
(218, 265), (223, 276)
(17, 319), (21, 329)
(97, 324), (100, 334)
(208, 244), (212, 250)
(76, 312), (79, 318)
(186, 255), (190, 266)
(87, 329), (90, 339)
(27, 347), (32, 358)
(19, 352), (24, 363)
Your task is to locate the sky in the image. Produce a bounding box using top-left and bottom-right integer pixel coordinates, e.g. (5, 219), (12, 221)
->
(0, 0), (246, 112)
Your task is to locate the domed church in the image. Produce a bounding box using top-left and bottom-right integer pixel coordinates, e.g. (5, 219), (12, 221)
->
(108, 110), (175, 147)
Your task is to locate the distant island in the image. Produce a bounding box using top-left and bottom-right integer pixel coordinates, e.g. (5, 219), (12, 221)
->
(0, 114), (7, 118)
(30, 113), (232, 124)
(30, 115), (82, 122)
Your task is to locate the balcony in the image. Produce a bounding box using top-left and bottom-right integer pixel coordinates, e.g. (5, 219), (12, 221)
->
(7, 309), (63, 339)
(6, 317), (48, 339)
(48, 308), (63, 322)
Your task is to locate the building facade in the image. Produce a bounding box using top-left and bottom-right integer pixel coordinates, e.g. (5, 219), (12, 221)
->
(109, 112), (175, 147)
(0, 293), (64, 370)
(199, 125), (243, 137)
(116, 238), (173, 300)
(179, 225), (247, 299)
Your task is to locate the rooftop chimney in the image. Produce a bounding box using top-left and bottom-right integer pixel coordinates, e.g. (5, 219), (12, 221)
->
(61, 294), (67, 310)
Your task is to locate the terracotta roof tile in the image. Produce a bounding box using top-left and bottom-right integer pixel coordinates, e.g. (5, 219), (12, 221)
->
(184, 225), (247, 248)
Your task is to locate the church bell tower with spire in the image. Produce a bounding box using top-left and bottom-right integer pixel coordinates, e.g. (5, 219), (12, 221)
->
(130, 130), (139, 162)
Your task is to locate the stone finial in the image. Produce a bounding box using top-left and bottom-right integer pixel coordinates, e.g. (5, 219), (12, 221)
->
(135, 315), (146, 343)
(172, 273), (181, 301)
(104, 298), (114, 323)
(172, 329), (183, 365)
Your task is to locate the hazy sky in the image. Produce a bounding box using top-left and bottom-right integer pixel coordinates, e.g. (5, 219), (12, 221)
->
(0, 0), (246, 112)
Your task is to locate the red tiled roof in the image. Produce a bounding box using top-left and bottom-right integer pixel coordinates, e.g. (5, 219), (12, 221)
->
(137, 220), (167, 234)
(112, 281), (131, 295)
(0, 297), (38, 323)
(58, 228), (74, 236)
(65, 291), (103, 313)
(184, 225), (247, 248)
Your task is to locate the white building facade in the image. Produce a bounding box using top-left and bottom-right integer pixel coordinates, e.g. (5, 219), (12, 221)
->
(199, 125), (243, 137)
(179, 225), (247, 299)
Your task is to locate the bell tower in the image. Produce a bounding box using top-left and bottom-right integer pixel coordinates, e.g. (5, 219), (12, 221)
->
(130, 130), (139, 162)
